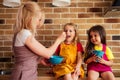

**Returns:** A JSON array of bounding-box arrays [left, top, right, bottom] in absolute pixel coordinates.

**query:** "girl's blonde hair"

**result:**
[[14, 1, 44, 35], [63, 23, 80, 44]]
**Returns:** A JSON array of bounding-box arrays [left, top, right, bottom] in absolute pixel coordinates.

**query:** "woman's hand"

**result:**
[[39, 57, 51, 66], [57, 32, 66, 43]]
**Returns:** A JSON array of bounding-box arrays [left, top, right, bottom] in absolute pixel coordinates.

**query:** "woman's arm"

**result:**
[[25, 32, 66, 59]]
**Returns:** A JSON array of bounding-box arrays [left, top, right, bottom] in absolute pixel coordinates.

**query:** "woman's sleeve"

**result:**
[[15, 30, 32, 46], [21, 30, 32, 44]]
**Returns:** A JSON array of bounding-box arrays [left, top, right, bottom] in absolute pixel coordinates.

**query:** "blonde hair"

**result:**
[[63, 23, 80, 44], [14, 1, 44, 35]]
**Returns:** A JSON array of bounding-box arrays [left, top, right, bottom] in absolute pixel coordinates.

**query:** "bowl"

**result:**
[[49, 55, 64, 65], [93, 50, 104, 58]]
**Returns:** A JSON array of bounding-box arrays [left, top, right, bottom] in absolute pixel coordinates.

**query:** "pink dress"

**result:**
[[87, 44, 112, 72]]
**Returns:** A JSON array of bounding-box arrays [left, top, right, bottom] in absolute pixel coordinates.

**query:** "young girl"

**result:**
[[53, 23, 84, 80], [84, 25, 115, 80], [10, 1, 66, 80]]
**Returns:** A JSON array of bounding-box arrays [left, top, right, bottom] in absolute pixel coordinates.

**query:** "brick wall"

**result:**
[[0, 0, 120, 70]]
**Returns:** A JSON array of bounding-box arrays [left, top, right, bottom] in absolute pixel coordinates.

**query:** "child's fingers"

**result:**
[[96, 57, 103, 62], [91, 55, 98, 62]]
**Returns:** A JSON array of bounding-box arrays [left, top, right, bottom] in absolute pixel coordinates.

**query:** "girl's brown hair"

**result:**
[[84, 25, 106, 61]]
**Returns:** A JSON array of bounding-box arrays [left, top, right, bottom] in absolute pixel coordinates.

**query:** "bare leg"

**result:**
[[87, 70, 99, 80], [101, 71, 115, 80], [64, 73, 73, 80]]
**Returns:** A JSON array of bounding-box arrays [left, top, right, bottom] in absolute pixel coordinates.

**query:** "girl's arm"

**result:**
[[76, 52, 83, 68], [97, 46, 114, 66], [97, 57, 113, 66], [74, 51, 83, 75], [76, 43, 83, 67], [25, 32, 66, 59], [85, 55, 97, 64]]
